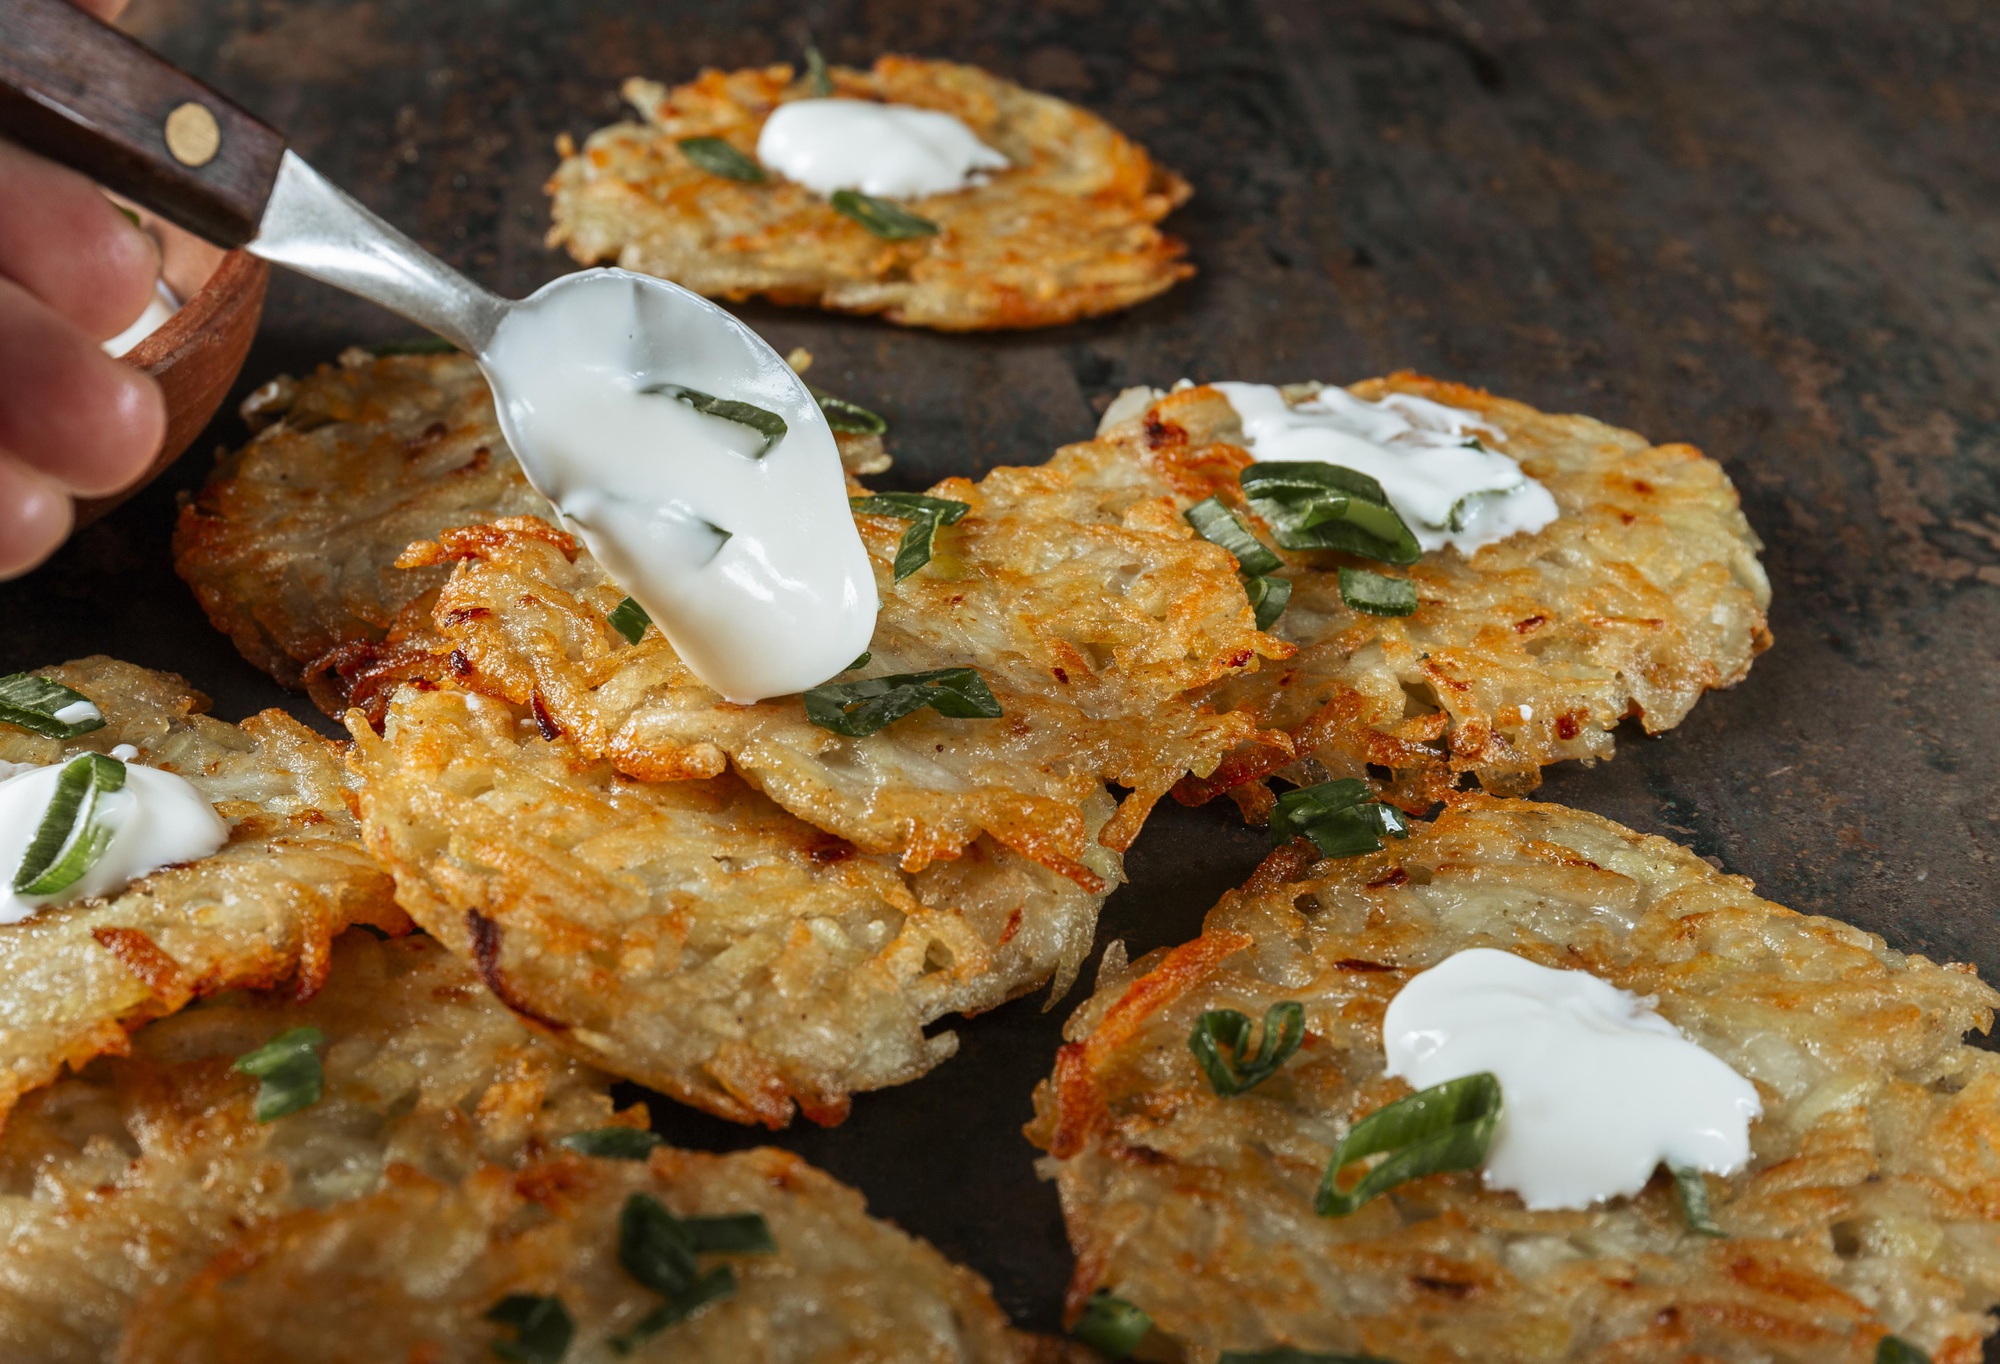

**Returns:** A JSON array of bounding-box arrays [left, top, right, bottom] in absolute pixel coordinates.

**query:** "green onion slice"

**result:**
[[608, 596, 652, 645], [487, 1294, 574, 1364], [1071, 1290, 1152, 1358], [1240, 462, 1421, 564], [845, 651, 871, 671], [677, 135, 766, 182], [849, 493, 971, 581], [0, 673, 107, 738], [233, 1026, 326, 1122], [560, 1126, 664, 1161], [804, 44, 834, 97], [803, 667, 1001, 737], [365, 336, 459, 356], [13, 752, 125, 896], [1338, 567, 1418, 618], [1669, 1163, 1724, 1236], [685, 1212, 777, 1254], [1185, 496, 1284, 577], [610, 1266, 735, 1354], [642, 384, 788, 456], [1876, 1339, 1931, 1364], [1219, 1350, 1400, 1364], [610, 1192, 773, 1352], [1269, 778, 1410, 859], [1316, 1072, 1501, 1217], [1245, 574, 1292, 631], [830, 189, 939, 240], [811, 385, 889, 435], [1189, 1001, 1306, 1096]]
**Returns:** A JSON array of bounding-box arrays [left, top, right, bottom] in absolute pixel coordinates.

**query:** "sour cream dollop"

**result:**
[[1382, 948, 1762, 1211], [103, 279, 181, 359], [756, 99, 1008, 198], [482, 271, 878, 703], [1213, 382, 1559, 556], [0, 756, 229, 925]]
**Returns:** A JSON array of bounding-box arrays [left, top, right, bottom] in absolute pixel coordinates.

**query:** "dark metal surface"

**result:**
[[4, 0, 1998, 1339]]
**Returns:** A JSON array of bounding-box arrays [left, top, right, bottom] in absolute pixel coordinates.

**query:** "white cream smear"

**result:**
[[482, 271, 877, 703], [756, 99, 1008, 198], [1382, 948, 1762, 1211], [103, 279, 181, 359], [0, 756, 228, 925], [1213, 382, 1560, 555]]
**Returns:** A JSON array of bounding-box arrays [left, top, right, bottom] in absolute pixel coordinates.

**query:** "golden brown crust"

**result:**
[[1028, 798, 2000, 1363], [0, 657, 405, 1131], [547, 57, 1194, 331]]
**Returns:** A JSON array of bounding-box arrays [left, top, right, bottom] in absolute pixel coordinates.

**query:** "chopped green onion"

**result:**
[[803, 667, 1001, 737], [850, 493, 971, 581], [233, 1026, 326, 1122], [642, 384, 788, 456], [1071, 1290, 1152, 1358], [1315, 1072, 1501, 1217], [811, 385, 889, 435], [118, 205, 143, 228], [365, 336, 459, 356], [830, 190, 939, 240], [1240, 462, 1421, 565], [1185, 497, 1284, 577], [1269, 778, 1409, 859], [1669, 1163, 1724, 1236], [685, 1212, 776, 1254], [620, 1192, 699, 1294], [1876, 1339, 1931, 1364], [560, 1127, 664, 1160], [1189, 1001, 1306, 1096], [1245, 574, 1292, 630], [610, 1193, 773, 1352], [1338, 567, 1418, 618], [610, 1267, 736, 1354], [1219, 1351, 1399, 1364], [804, 44, 834, 97], [487, 1294, 574, 1364], [845, 652, 871, 671], [608, 597, 652, 645], [677, 136, 766, 182], [13, 752, 125, 896], [0, 673, 107, 738]]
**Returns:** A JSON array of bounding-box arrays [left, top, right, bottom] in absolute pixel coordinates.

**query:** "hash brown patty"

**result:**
[[548, 57, 1193, 331], [1027, 798, 2000, 1363]]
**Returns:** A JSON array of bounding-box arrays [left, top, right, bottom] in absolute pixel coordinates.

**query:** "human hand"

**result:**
[[0, 0, 168, 578]]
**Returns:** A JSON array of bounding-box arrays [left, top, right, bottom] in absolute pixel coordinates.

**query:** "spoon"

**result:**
[[0, 0, 878, 702]]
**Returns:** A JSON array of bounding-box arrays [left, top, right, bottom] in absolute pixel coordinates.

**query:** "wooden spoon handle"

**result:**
[[0, 0, 286, 246]]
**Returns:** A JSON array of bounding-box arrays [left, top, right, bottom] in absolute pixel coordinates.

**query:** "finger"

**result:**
[[0, 455, 74, 581], [0, 139, 160, 341], [0, 276, 165, 496]]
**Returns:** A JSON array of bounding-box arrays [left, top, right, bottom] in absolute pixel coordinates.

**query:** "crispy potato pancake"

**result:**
[[0, 657, 402, 1130], [347, 684, 1113, 1127], [172, 349, 886, 703], [1087, 379, 1773, 811], [120, 1146, 1079, 1364], [0, 931, 620, 1362], [547, 57, 1193, 331], [1027, 799, 2000, 1363]]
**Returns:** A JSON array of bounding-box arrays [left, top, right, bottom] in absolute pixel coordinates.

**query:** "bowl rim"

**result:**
[[124, 247, 267, 375]]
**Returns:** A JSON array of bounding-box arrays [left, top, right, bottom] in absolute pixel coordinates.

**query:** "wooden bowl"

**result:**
[[74, 213, 268, 525]]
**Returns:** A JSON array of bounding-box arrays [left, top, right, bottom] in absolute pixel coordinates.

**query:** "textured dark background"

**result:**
[[3, 0, 1998, 1340]]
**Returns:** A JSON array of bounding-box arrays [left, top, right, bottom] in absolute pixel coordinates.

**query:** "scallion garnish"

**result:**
[[0, 673, 106, 739], [365, 336, 459, 356], [560, 1127, 664, 1161], [1245, 574, 1291, 631], [1668, 1163, 1724, 1236], [1876, 1339, 1931, 1364], [608, 596, 652, 645], [811, 386, 888, 435], [1219, 1350, 1400, 1364], [487, 1294, 574, 1364], [677, 136, 767, 182], [802, 667, 1002, 737], [13, 752, 125, 896], [609, 1193, 775, 1352], [1189, 1001, 1306, 1096], [1337, 567, 1418, 618], [232, 1026, 326, 1122], [849, 492, 971, 580], [642, 384, 788, 456], [1315, 1072, 1501, 1217], [1071, 1290, 1152, 1358], [804, 44, 834, 97], [830, 190, 939, 240], [1239, 463, 1420, 565], [845, 651, 871, 671], [1268, 778, 1410, 859], [1185, 497, 1284, 577]]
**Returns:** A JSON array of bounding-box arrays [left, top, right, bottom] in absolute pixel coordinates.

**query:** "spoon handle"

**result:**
[[0, 0, 286, 247]]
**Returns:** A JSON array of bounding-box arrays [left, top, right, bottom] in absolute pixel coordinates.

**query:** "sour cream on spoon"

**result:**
[[756, 99, 1008, 197]]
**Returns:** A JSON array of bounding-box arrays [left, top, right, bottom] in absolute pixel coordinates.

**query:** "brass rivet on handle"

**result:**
[[163, 102, 221, 167]]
